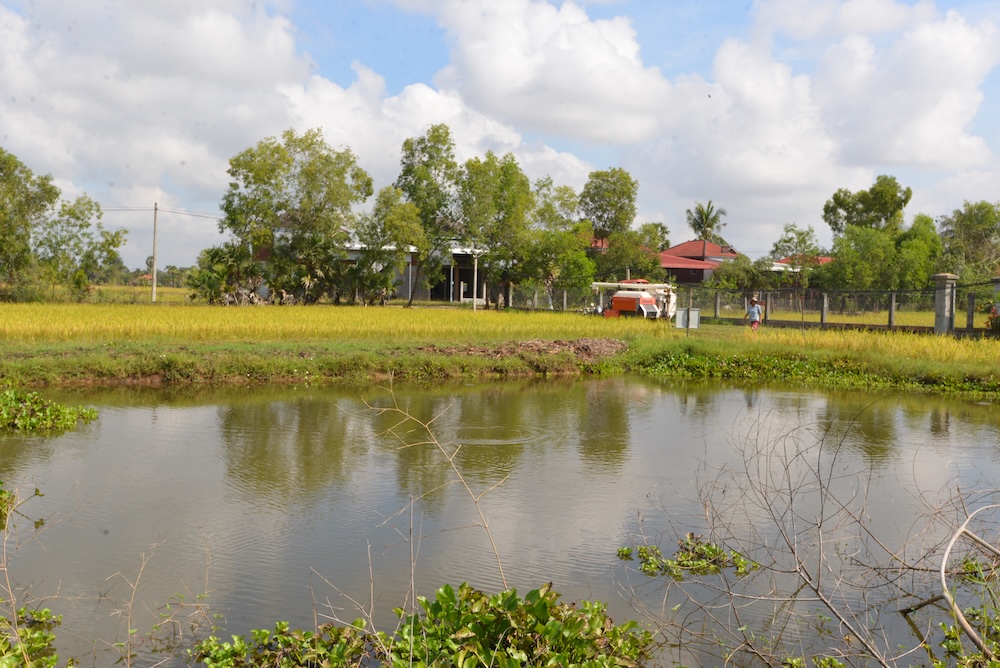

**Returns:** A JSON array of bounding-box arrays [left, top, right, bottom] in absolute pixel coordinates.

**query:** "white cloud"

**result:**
[[431, 0, 672, 142], [815, 9, 1000, 168]]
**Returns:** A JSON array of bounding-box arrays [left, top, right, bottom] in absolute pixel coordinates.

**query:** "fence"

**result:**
[[505, 276, 1000, 336]]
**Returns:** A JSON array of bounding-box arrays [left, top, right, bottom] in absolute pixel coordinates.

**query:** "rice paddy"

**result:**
[[0, 303, 674, 343], [1, 303, 998, 394]]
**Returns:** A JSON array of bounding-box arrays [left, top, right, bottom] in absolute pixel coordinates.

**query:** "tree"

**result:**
[[685, 201, 728, 245], [596, 229, 664, 282], [638, 222, 670, 252], [220, 128, 373, 303], [460, 151, 534, 307], [394, 124, 462, 306], [579, 168, 638, 243], [352, 186, 424, 304], [531, 176, 579, 232], [522, 221, 595, 308], [822, 174, 912, 235], [896, 213, 943, 291], [938, 200, 1000, 283], [770, 223, 821, 322], [771, 224, 821, 289], [33, 194, 127, 298], [705, 254, 771, 291], [0, 147, 59, 284]]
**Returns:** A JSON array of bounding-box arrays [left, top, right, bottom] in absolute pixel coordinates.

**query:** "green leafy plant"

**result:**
[[192, 620, 368, 667], [0, 606, 73, 668], [384, 582, 652, 668], [0, 390, 97, 432], [618, 533, 756, 580]]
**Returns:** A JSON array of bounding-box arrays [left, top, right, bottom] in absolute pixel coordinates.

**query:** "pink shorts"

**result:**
[[751, 320, 760, 331]]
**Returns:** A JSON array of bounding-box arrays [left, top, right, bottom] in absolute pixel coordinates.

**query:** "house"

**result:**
[[659, 240, 740, 284]]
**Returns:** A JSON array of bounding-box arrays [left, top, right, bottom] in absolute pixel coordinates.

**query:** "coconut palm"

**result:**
[[685, 201, 728, 245]]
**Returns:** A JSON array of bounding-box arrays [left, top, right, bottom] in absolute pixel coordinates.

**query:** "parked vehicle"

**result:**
[[590, 280, 677, 320]]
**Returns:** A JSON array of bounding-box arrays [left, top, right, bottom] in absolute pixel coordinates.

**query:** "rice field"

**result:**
[[752, 325, 1000, 366], [0, 303, 676, 343]]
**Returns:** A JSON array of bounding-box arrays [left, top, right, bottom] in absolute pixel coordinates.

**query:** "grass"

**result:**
[[1, 303, 999, 396]]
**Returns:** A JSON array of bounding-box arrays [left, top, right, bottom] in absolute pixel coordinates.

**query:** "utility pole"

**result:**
[[151, 202, 158, 303]]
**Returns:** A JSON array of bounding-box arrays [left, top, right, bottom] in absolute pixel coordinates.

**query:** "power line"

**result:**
[[102, 205, 221, 220]]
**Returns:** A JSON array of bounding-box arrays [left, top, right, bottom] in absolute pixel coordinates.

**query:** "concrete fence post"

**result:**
[[967, 293, 976, 330], [821, 293, 828, 326], [715, 291, 721, 319], [932, 273, 959, 335], [888, 293, 896, 329]]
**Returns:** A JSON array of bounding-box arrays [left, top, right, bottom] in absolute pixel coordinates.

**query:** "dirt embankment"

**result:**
[[416, 338, 628, 363]]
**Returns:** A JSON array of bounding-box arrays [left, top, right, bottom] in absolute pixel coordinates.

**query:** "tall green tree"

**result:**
[[822, 175, 912, 235], [771, 223, 821, 322], [596, 230, 664, 282], [938, 200, 1000, 282], [685, 201, 728, 244], [220, 128, 373, 303], [579, 168, 638, 243], [33, 194, 127, 298], [531, 176, 579, 232], [638, 222, 670, 252], [896, 213, 943, 290], [352, 186, 424, 304], [0, 147, 59, 284], [394, 124, 461, 306], [460, 151, 534, 307]]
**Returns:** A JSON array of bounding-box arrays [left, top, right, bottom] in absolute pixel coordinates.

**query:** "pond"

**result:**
[[2, 378, 1000, 665]]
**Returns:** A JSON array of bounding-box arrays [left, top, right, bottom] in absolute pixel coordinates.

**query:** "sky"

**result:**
[[2, 0, 1000, 271]]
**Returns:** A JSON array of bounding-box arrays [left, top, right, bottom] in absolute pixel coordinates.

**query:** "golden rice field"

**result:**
[[750, 325, 1000, 366], [763, 307, 938, 327], [0, 303, 674, 344]]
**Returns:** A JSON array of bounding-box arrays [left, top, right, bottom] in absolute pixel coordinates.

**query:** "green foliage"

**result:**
[[395, 123, 461, 305], [192, 620, 368, 667], [938, 200, 1000, 284], [596, 229, 664, 282], [580, 168, 638, 243], [218, 128, 373, 304], [0, 606, 72, 668], [685, 200, 728, 245], [0, 147, 125, 299], [822, 174, 912, 235], [193, 583, 652, 668], [0, 389, 97, 432], [618, 534, 756, 580], [385, 582, 652, 668]]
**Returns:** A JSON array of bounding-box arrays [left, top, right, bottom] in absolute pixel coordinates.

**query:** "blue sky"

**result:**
[[2, 0, 1000, 269]]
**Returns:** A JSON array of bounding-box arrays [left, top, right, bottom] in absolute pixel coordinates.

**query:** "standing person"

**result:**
[[744, 297, 762, 331]]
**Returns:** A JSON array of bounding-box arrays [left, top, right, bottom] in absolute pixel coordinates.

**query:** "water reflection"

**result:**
[[3, 380, 1000, 666]]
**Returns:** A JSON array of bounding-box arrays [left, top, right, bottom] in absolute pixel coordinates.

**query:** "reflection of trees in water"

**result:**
[[218, 396, 358, 503], [816, 395, 897, 463], [577, 380, 632, 471]]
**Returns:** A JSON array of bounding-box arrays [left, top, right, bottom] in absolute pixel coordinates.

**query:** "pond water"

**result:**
[[2, 378, 1000, 665]]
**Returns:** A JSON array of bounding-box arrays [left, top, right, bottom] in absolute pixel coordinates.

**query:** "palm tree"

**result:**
[[686, 201, 728, 245]]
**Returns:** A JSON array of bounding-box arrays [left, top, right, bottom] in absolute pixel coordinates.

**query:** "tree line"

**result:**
[[2, 131, 999, 305], [188, 125, 669, 306], [703, 174, 1000, 303]]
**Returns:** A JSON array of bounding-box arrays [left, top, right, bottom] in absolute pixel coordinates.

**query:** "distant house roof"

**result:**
[[661, 240, 739, 261], [658, 253, 720, 270], [771, 255, 833, 271]]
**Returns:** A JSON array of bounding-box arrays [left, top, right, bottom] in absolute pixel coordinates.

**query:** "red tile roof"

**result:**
[[661, 239, 739, 260], [658, 253, 720, 270]]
